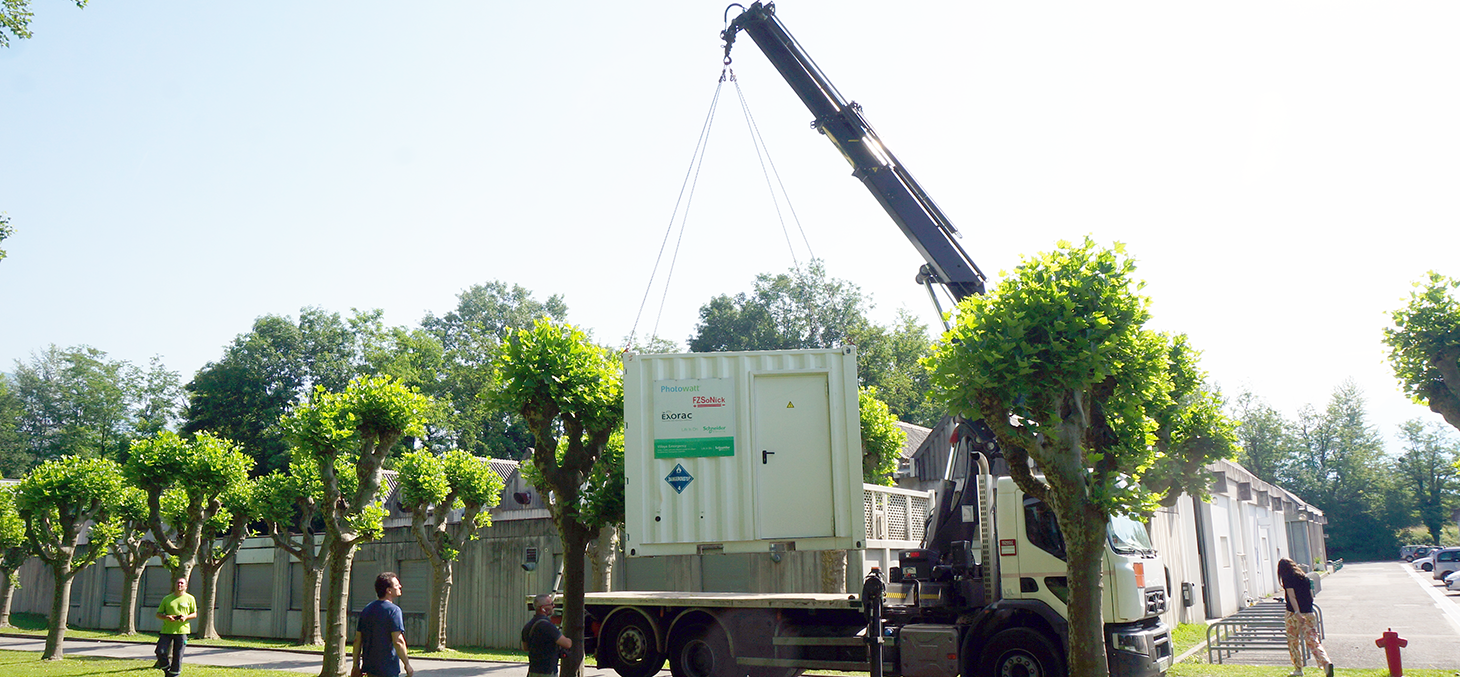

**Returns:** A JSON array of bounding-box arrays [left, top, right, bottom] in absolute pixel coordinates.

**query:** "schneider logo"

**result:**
[[661, 411, 693, 421], [692, 396, 726, 408], [660, 385, 701, 393]]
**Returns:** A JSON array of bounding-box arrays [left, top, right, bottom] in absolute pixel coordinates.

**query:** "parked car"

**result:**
[[1415, 546, 1440, 571], [1401, 544, 1426, 561], [1445, 569, 1460, 592], [1433, 547, 1460, 581]]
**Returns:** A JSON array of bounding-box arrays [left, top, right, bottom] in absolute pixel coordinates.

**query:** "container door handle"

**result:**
[[762, 450, 775, 464]]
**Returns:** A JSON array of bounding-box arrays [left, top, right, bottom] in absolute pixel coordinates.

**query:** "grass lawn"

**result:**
[[0, 649, 299, 676], [1, 612, 534, 663]]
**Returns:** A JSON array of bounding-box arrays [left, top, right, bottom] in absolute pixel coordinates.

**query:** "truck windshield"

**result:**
[[1108, 515, 1154, 555]]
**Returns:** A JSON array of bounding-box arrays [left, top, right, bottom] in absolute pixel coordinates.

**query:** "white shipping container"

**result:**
[[623, 348, 864, 556]]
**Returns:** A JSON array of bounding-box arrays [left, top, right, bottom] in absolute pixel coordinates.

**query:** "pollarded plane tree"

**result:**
[[124, 431, 253, 582], [254, 455, 358, 645], [282, 375, 434, 677], [108, 486, 161, 635], [14, 456, 123, 660], [928, 238, 1235, 677], [396, 448, 504, 651], [495, 319, 624, 677], [0, 484, 31, 628], [194, 478, 257, 639]]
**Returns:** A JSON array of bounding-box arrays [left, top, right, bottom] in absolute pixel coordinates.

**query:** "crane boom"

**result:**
[[722, 1, 986, 300]]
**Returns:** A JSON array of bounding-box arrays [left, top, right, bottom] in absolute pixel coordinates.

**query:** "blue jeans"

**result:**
[[155, 633, 187, 677]]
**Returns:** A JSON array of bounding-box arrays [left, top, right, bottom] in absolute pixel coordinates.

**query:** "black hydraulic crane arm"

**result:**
[[722, 1, 986, 300]]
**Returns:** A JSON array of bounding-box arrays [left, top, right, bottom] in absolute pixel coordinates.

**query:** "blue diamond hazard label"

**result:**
[[665, 464, 694, 494]]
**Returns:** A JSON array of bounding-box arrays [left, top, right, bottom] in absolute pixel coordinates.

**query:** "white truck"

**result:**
[[583, 351, 1172, 677], [581, 3, 1175, 675]]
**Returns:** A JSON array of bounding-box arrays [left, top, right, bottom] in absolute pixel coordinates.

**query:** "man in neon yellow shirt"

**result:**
[[154, 576, 197, 677]]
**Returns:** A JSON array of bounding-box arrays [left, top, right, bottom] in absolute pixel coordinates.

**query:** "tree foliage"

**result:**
[[0, 484, 29, 628], [1384, 271, 1460, 433], [0, 212, 12, 261], [2, 0, 87, 48], [1287, 381, 1397, 560], [928, 238, 1230, 677], [852, 310, 939, 426], [688, 261, 939, 424], [859, 387, 904, 486], [1230, 391, 1295, 485], [420, 281, 568, 459], [14, 455, 122, 659], [4, 345, 182, 474], [184, 309, 371, 474], [1394, 419, 1460, 546], [689, 259, 869, 353], [496, 319, 623, 677]]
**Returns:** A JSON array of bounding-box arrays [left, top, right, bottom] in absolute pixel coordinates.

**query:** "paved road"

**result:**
[[4, 563, 1458, 674], [1212, 560, 1460, 670], [0, 635, 631, 677]]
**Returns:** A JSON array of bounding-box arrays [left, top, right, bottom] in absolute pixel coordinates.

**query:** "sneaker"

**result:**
[[1288, 670, 1302, 677], [1325, 664, 1334, 677], [152, 659, 168, 669]]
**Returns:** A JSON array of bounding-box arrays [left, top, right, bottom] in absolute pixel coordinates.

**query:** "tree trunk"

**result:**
[[319, 540, 356, 677], [560, 521, 591, 677], [118, 567, 144, 635], [589, 526, 618, 592], [426, 558, 452, 651], [198, 561, 222, 639], [819, 550, 847, 594], [43, 566, 73, 660], [1062, 501, 1110, 677], [0, 571, 15, 628], [301, 556, 326, 645]]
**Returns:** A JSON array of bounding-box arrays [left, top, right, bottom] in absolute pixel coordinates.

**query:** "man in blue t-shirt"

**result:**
[[351, 572, 414, 677], [522, 593, 572, 677]]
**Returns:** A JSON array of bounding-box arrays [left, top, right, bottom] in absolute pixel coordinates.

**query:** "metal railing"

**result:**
[[862, 484, 933, 545], [1206, 599, 1323, 664]]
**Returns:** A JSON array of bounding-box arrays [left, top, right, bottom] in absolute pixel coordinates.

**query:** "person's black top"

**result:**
[[522, 613, 563, 675], [1281, 569, 1315, 613]]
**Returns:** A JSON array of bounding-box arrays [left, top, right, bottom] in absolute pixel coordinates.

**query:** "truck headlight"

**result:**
[[1111, 632, 1148, 656]]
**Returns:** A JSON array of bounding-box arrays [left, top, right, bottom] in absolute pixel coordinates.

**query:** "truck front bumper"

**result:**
[[1106, 621, 1174, 677]]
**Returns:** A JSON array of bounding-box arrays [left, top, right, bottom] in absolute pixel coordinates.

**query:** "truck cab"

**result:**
[[996, 479, 1173, 675]]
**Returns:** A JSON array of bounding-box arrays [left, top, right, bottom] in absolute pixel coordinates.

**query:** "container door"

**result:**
[[753, 373, 834, 539]]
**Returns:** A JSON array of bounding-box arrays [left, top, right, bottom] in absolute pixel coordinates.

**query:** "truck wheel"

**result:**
[[602, 613, 666, 677], [979, 628, 1065, 677], [670, 623, 738, 677]]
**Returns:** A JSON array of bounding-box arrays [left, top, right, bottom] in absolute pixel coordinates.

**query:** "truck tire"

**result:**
[[669, 622, 738, 677], [602, 613, 666, 677], [979, 628, 1065, 677]]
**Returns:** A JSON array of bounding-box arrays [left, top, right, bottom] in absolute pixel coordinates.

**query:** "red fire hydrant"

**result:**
[[1374, 628, 1408, 677]]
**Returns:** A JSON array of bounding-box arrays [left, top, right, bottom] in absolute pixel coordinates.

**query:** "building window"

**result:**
[[398, 561, 431, 614], [103, 568, 123, 607], [234, 564, 274, 610]]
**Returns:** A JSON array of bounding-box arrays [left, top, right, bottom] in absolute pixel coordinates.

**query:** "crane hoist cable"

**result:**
[[625, 67, 817, 352], [624, 69, 726, 352], [729, 69, 816, 267]]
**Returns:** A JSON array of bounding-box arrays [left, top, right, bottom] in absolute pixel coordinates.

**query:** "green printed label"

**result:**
[[655, 436, 735, 458]]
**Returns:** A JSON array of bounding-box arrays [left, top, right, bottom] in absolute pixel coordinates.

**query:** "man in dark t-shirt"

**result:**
[[352, 572, 414, 677], [522, 593, 572, 677]]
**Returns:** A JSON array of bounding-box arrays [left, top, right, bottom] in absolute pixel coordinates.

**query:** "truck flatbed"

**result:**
[[583, 591, 863, 610]]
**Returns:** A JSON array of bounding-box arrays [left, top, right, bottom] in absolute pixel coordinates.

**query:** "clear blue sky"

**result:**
[[3, 1, 1458, 452]]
